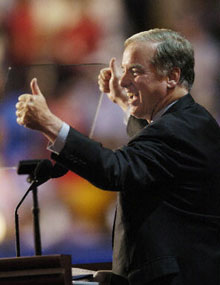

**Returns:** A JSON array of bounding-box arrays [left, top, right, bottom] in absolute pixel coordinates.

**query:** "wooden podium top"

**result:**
[[0, 254, 72, 285], [0, 255, 111, 284]]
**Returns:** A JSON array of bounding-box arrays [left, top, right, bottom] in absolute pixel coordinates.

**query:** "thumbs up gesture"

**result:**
[[30, 77, 43, 96], [16, 78, 63, 142], [98, 58, 128, 112]]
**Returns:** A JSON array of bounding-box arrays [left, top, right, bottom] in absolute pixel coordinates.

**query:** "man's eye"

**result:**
[[131, 69, 140, 76]]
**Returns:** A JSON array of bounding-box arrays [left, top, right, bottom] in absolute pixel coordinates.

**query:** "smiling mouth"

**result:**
[[127, 92, 139, 102], [127, 92, 136, 99]]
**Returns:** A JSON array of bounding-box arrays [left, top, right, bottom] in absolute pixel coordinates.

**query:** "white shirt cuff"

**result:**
[[47, 122, 70, 154]]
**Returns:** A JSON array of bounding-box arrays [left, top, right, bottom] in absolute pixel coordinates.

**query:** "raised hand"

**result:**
[[16, 78, 63, 142], [98, 58, 128, 112]]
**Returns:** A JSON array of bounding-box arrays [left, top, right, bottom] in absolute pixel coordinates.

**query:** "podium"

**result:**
[[0, 254, 72, 285]]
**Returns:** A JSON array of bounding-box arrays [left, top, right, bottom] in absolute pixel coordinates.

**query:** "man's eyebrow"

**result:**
[[129, 64, 145, 70], [121, 63, 145, 70]]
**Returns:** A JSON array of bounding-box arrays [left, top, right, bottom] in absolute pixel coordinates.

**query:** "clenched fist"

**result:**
[[15, 78, 63, 142], [98, 58, 128, 112]]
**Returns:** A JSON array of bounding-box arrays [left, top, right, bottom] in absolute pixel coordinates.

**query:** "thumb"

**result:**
[[30, 78, 42, 95], [109, 57, 118, 78]]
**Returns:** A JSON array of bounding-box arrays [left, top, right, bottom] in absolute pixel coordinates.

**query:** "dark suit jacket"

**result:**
[[52, 94, 220, 284]]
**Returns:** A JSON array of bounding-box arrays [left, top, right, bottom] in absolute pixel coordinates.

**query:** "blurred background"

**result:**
[[0, 0, 219, 265]]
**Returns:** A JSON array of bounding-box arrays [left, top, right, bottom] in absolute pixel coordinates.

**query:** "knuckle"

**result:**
[[101, 67, 109, 73], [102, 69, 111, 77]]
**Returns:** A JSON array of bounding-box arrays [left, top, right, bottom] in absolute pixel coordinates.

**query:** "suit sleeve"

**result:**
[[51, 124, 179, 192]]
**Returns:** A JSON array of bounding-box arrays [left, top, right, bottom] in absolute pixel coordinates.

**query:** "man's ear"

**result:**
[[167, 67, 181, 89]]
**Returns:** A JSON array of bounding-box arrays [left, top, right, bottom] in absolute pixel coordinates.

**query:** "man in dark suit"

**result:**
[[16, 29, 220, 284]]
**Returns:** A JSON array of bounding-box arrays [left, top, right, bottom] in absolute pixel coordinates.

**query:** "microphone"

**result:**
[[17, 159, 69, 182], [32, 159, 53, 187], [15, 159, 68, 256]]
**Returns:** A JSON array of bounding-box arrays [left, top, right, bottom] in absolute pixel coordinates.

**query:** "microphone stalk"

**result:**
[[15, 159, 68, 257], [32, 184, 42, 255], [15, 159, 53, 257], [15, 180, 36, 257]]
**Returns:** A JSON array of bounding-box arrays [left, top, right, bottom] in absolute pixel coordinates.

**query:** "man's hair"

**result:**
[[125, 28, 195, 91]]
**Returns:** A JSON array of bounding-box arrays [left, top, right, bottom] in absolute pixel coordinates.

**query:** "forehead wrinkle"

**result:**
[[122, 43, 157, 69]]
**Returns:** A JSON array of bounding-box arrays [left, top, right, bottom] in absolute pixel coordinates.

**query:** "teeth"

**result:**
[[127, 93, 134, 98]]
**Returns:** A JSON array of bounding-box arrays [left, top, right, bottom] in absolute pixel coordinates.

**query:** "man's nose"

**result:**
[[119, 72, 131, 88]]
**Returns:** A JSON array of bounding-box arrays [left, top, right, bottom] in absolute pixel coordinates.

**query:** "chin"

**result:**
[[130, 109, 146, 120]]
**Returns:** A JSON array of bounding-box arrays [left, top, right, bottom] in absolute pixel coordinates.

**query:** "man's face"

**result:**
[[120, 41, 168, 120]]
